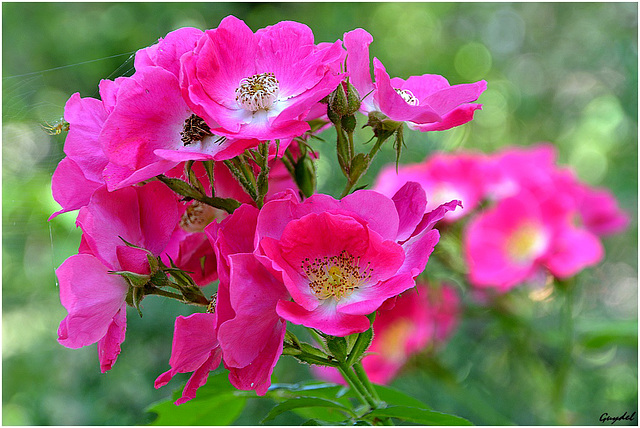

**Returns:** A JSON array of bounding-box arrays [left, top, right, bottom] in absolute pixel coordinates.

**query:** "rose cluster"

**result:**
[[375, 143, 630, 294], [51, 15, 487, 403]]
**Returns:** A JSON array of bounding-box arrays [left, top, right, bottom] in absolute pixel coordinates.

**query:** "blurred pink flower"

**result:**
[[465, 189, 604, 292], [374, 151, 489, 221], [180, 16, 344, 141], [313, 283, 460, 385], [344, 29, 486, 131], [257, 183, 460, 336]]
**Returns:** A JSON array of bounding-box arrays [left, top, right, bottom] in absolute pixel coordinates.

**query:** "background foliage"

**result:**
[[2, 2, 637, 425]]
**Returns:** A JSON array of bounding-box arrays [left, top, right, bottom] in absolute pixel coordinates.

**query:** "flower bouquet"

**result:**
[[49, 15, 628, 425]]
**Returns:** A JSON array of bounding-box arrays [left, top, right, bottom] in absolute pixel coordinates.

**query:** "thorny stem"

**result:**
[[155, 174, 239, 214], [147, 287, 209, 306], [238, 156, 259, 192], [223, 159, 258, 200]]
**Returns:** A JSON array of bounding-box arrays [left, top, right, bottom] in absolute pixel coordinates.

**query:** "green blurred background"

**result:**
[[2, 2, 637, 425]]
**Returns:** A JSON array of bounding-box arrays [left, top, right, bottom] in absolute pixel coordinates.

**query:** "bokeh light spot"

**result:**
[[454, 42, 492, 81]]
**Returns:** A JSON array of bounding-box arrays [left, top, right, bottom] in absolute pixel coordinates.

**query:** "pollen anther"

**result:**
[[394, 88, 419, 106], [181, 114, 213, 146], [235, 72, 280, 111], [206, 294, 217, 314], [302, 250, 373, 301], [179, 201, 218, 233]]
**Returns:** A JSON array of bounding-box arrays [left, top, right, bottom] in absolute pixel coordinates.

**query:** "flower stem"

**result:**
[[353, 361, 381, 403], [147, 287, 190, 303], [553, 278, 575, 424], [155, 174, 239, 214], [338, 363, 374, 409], [339, 133, 393, 198]]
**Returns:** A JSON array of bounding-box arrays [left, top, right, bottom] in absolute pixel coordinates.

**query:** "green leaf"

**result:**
[[349, 153, 369, 183], [146, 372, 247, 426], [346, 328, 373, 366], [147, 393, 246, 426], [577, 319, 638, 349], [372, 384, 431, 410], [261, 397, 356, 423], [326, 336, 348, 360], [267, 382, 354, 423], [366, 405, 473, 426]]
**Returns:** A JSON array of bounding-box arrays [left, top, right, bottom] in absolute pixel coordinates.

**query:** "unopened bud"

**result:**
[[341, 115, 356, 133], [344, 82, 361, 116], [329, 82, 349, 117], [365, 111, 402, 139], [329, 82, 361, 118], [327, 103, 341, 125]]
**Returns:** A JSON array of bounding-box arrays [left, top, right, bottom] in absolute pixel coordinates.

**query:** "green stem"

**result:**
[[339, 133, 393, 198], [553, 278, 575, 424], [255, 142, 270, 208], [238, 156, 258, 191], [155, 174, 239, 214], [347, 130, 355, 161], [146, 287, 192, 304], [223, 159, 258, 200], [202, 160, 215, 197], [339, 180, 356, 199], [338, 364, 373, 409], [353, 362, 381, 403]]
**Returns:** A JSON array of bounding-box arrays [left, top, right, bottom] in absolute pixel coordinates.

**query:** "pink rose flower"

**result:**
[[344, 29, 486, 131], [465, 189, 604, 292], [134, 27, 204, 79], [154, 313, 222, 405], [50, 78, 125, 219], [313, 283, 460, 385], [464, 143, 628, 292], [374, 151, 489, 221], [57, 182, 180, 371], [180, 15, 344, 141], [206, 204, 290, 395], [100, 65, 260, 190], [256, 183, 460, 336]]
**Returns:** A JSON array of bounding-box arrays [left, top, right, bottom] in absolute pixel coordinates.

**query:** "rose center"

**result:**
[[301, 250, 373, 301], [235, 72, 280, 111], [506, 223, 547, 263], [394, 88, 419, 106], [181, 114, 213, 146], [179, 201, 221, 233]]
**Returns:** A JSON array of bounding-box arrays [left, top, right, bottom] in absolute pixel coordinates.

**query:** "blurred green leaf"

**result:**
[[261, 397, 356, 423], [267, 382, 353, 422], [577, 319, 638, 349], [372, 384, 432, 410], [145, 372, 246, 425], [366, 405, 473, 425]]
